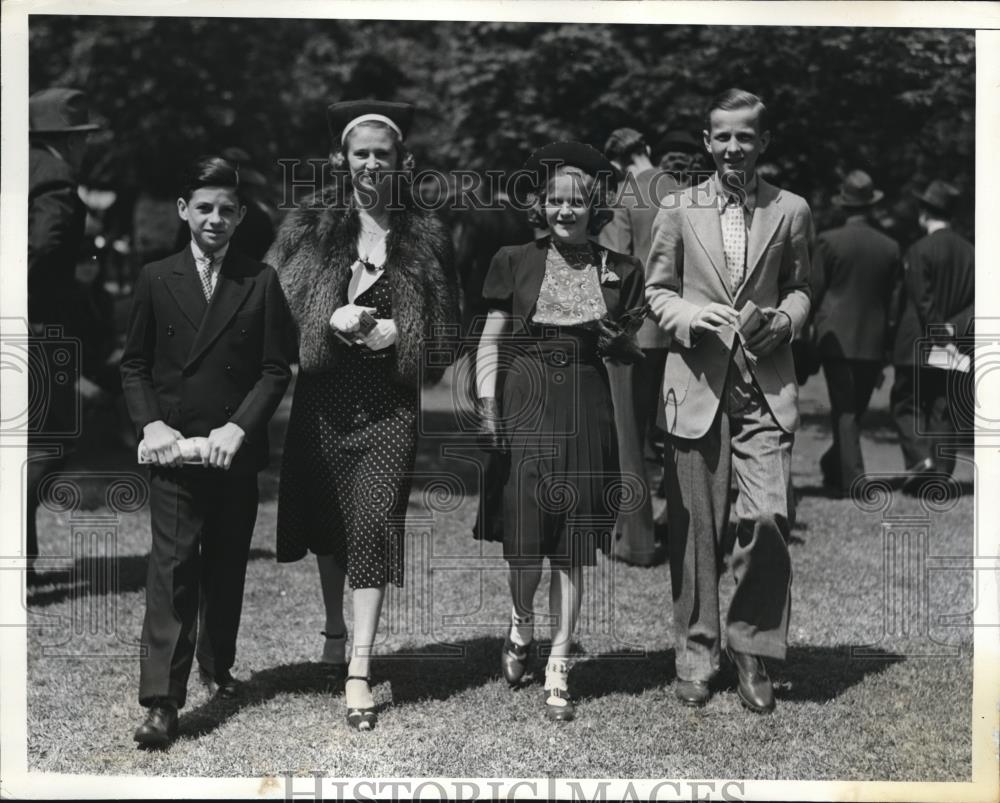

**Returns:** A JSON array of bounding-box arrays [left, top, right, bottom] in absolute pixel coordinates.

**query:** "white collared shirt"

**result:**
[[190, 240, 228, 294]]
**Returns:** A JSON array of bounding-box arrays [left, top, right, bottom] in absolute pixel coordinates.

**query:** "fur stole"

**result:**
[[266, 186, 459, 387]]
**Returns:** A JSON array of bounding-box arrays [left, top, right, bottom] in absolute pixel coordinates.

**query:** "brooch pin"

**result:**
[[598, 250, 620, 286]]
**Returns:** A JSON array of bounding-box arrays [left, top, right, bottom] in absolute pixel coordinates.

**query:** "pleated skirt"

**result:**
[[500, 330, 621, 567]]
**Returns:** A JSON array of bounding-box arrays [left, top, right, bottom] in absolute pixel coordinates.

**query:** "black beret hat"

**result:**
[[523, 141, 618, 193]]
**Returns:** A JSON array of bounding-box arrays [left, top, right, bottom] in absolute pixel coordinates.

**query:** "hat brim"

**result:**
[[524, 141, 618, 191], [31, 122, 101, 133], [832, 189, 884, 207], [911, 188, 953, 213]]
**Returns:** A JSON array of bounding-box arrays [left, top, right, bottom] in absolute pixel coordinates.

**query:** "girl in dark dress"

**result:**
[[475, 143, 645, 721], [266, 100, 458, 731]]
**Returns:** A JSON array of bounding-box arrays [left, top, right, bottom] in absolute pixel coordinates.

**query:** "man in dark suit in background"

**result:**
[[655, 130, 703, 188], [121, 156, 292, 747], [600, 128, 681, 565], [26, 88, 101, 583], [890, 180, 974, 493], [453, 176, 533, 340], [811, 170, 900, 497]]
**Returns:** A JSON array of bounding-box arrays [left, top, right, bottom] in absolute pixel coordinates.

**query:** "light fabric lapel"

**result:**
[[742, 180, 785, 288], [685, 183, 733, 301]]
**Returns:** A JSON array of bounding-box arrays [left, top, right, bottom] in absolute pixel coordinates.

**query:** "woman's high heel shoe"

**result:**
[[320, 631, 348, 684], [544, 661, 576, 722], [501, 635, 532, 686], [345, 676, 377, 731]]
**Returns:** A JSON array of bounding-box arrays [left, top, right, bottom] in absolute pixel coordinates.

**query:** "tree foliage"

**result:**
[[29, 17, 975, 234]]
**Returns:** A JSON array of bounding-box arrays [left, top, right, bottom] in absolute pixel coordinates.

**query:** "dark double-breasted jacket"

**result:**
[[120, 246, 293, 474]]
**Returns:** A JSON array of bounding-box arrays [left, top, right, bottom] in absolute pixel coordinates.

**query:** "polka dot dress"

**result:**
[[277, 274, 417, 588]]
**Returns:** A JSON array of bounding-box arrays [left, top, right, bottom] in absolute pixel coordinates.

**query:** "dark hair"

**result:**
[[525, 165, 614, 236], [603, 128, 647, 164], [705, 88, 768, 132], [181, 156, 243, 202]]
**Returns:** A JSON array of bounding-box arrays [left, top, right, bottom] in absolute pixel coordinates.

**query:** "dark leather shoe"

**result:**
[[902, 458, 936, 495], [199, 666, 240, 700], [501, 635, 531, 686], [674, 679, 711, 707], [727, 647, 775, 714], [134, 701, 178, 748]]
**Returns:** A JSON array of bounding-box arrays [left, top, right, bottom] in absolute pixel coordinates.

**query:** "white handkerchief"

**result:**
[[137, 437, 210, 464], [926, 343, 971, 373]]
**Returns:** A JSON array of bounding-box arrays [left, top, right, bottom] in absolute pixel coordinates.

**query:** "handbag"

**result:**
[[595, 303, 651, 364]]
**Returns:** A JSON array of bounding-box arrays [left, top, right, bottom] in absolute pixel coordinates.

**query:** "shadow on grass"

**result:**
[[177, 640, 901, 739], [776, 645, 903, 702], [178, 635, 508, 738], [26, 548, 277, 607]]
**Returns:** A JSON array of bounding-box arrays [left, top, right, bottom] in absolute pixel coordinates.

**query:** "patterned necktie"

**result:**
[[721, 196, 747, 294], [198, 254, 215, 301]]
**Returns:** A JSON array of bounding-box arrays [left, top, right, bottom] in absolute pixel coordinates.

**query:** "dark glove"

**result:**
[[595, 303, 651, 365], [476, 397, 508, 454]]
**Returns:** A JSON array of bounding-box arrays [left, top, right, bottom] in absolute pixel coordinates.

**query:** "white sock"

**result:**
[[510, 606, 533, 647], [545, 659, 570, 706]]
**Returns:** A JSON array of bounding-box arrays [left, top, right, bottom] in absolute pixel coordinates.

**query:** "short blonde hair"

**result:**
[[525, 164, 613, 235]]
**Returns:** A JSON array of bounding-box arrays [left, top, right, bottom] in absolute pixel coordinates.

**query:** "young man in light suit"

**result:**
[[646, 89, 814, 713]]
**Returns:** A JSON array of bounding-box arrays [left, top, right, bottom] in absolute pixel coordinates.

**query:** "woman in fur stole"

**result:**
[[266, 100, 458, 731]]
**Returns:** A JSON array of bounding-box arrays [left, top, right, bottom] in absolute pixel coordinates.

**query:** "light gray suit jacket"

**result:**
[[645, 176, 814, 439]]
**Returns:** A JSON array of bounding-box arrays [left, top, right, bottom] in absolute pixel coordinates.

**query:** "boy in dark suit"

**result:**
[[120, 157, 292, 747]]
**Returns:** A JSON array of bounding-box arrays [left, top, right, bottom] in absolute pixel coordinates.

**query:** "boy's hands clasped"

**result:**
[[142, 421, 186, 467], [204, 422, 245, 470], [142, 420, 245, 469]]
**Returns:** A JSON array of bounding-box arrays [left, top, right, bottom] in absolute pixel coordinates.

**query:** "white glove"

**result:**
[[329, 304, 378, 333], [360, 319, 398, 351]]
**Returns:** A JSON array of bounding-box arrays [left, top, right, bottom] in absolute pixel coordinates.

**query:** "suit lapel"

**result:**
[[164, 248, 209, 329], [185, 251, 254, 370], [520, 237, 549, 323], [743, 180, 785, 286], [684, 184, 733, 301]]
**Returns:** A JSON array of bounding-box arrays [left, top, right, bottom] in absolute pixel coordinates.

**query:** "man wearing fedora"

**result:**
[[26, 87, 101, 583], [890, 180, 974, 493], [811, 170, 901, 497]]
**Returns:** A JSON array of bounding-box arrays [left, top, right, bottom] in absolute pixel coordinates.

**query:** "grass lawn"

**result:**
[[23, 368, 975, 780]]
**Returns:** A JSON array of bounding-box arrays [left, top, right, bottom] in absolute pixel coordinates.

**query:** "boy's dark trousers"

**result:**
[[139, 464, 259, 708]]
